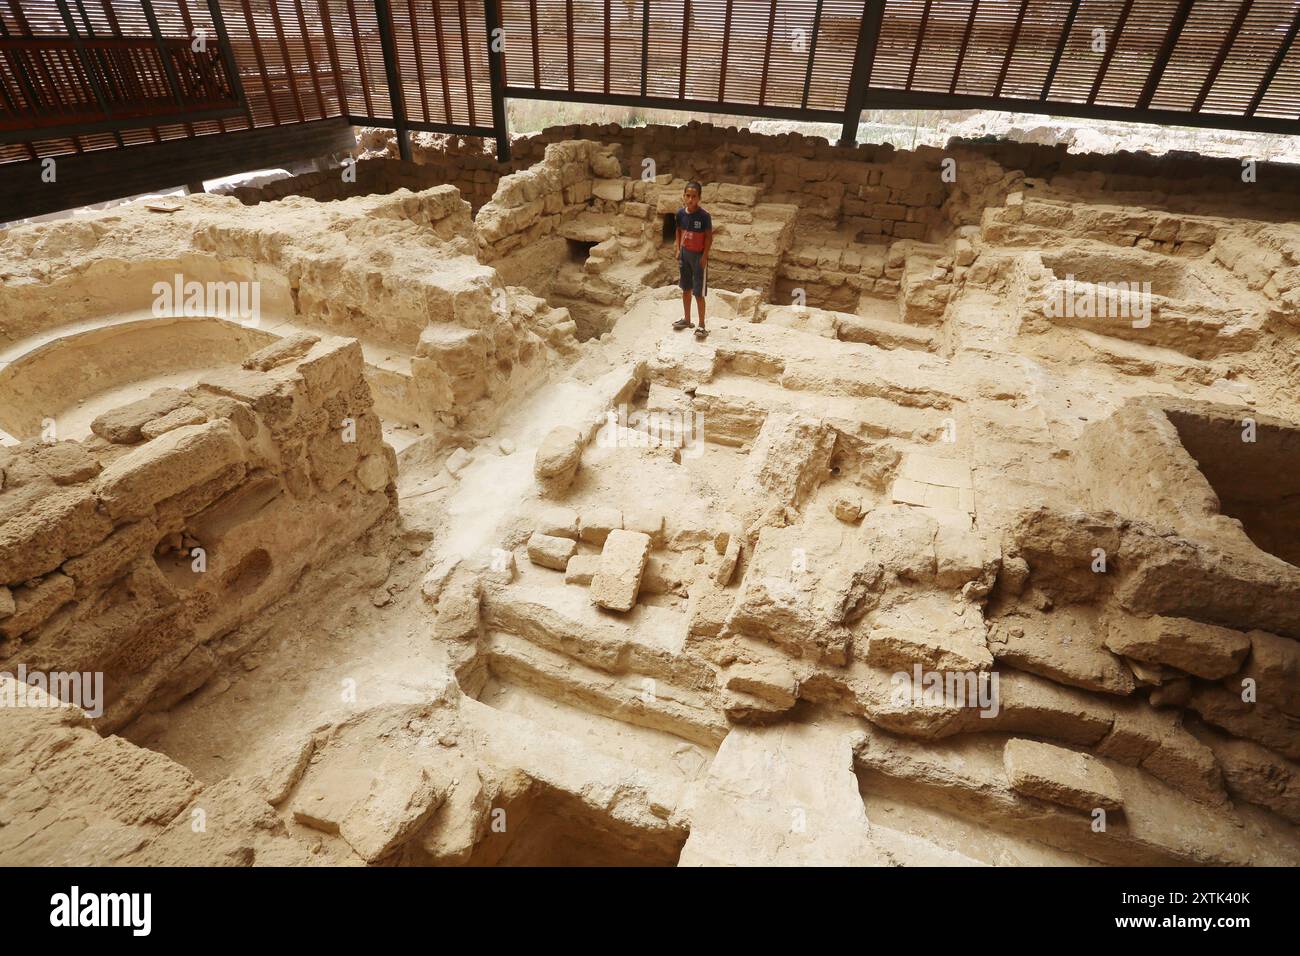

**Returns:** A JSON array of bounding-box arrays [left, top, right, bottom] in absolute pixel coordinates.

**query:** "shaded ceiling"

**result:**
[[3, 1, 1298, 167]]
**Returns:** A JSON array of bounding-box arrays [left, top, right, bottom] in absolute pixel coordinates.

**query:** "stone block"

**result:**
[[1003, 738, 1123, 813], [590, 529, 651, 612], [527, 532, 576, 571]]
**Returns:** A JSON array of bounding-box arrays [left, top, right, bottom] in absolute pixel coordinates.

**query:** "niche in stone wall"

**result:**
[[1166, 408, 1300, 568]]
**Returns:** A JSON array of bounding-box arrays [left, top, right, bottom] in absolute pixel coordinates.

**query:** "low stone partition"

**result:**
[[505, 123, 971, 241], [511, 121, 1300, 213], [225, 156, 500, 211], [0, 334, 396, 731], [474, 140, 626, 261], [0, 183, 581, 443]]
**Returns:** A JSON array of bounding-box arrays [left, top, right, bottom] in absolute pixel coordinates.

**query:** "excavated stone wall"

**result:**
[[508, 121, 1300, 213], [0, 182, 580, 447], [0, 335, 396, 733], [226, 157, 499, 211]]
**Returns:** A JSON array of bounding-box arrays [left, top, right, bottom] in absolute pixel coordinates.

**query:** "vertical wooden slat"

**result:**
[[6, 0, 30, 33], [0, 53, 19, 113], [680, 0, 689, 99], [173, 0, 201, 134], [207, 0, 252, 128], [530, 0, 540, 87], [603, 0, 610, 95], [140, 0, 186, 110], [1087, 0, 1135, 105], [456, 0, 475, 126], [840, 0, 886, 146], [111, 42, 139, 111], [375, 0, 410, 157], [566, 0, 574, 92], [1247, 7, 1300, 115], [295, 0, 327, 118], [907, 0, 931, 91], [1138, 0, 1195, 109], [951, 0, 979, 95], [993, 0, 1029, 98], [317, 0, 348, 116], [1, 2, 39, 161], [344, 0, 374, 117], [431, 0, 453, 120], [758, 0, 776, 105], [241, 0, 281, 124], [58, 0, 109, 117], [267, 0, 306, 122], [496, 0, 507, 87], [5, 47, 43, 117], [18, 2, 65, 114], [1040, 0, 1080, 100], [72, 0, 91, 35], [56, 0, 126, 143], [718, 0, 732, 101], [85, 4, 122, 107], [405, 0, 430, 122], [1193, 0, 1251, 113], [100, 1, 120, 35], [639, 0, 648, 96], [800, 0, 823, 109], [485, 0, 508, 160]]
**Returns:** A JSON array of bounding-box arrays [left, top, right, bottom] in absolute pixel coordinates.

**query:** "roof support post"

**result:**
[[839, 0, 886, 147], [373, 0, 411, 161], [485, 0, 510, 162]]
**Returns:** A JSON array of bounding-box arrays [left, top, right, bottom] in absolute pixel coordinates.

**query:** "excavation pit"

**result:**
[[3, 120, 1300, 869]]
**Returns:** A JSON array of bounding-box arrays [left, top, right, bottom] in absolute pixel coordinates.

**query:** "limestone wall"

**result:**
[[0, 677, 315, 865], [474, 140, 628, 261], [0, 186, 580, 443], [509, 121, 1300, 214], [0, 335, 396, 731], [509, 124, 954, 240], [225, 157, 499, 211]]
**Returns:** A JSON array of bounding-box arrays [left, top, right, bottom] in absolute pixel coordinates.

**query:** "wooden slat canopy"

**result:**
[[3, 1, 1298, 168]]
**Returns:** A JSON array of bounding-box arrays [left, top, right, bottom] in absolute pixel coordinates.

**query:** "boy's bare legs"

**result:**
[[695, 294, 706, 330], [681, 288, 694, 326]]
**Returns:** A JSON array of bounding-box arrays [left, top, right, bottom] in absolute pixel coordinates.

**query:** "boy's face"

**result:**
[[683, 188, 700, 211]]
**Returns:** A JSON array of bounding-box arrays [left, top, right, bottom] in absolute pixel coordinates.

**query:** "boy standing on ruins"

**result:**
[[673, 181, 713, 338]]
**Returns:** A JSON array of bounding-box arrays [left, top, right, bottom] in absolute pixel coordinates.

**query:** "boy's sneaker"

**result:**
[[673, 318, 692, 331], [694, 326, 709, 339]]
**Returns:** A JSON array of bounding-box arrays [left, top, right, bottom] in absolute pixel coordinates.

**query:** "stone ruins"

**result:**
[[1, 122, 1298, 866]]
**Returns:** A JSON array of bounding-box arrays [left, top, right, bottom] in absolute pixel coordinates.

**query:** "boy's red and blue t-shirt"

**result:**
[[677, 206, 712, 253]]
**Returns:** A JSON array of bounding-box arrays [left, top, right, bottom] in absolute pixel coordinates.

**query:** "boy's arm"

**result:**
[[702, 228, 713, 260], [675, 224, 682, 258]]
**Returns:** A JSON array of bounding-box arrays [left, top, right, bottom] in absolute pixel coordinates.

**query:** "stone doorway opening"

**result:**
[[565, 238, 598, 264]]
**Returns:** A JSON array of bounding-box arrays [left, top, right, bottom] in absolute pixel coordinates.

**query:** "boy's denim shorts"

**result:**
[[678, 249, 706, 296]]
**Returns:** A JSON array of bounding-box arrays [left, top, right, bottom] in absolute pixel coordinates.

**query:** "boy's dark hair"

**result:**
[[685, 181, 702, 195]]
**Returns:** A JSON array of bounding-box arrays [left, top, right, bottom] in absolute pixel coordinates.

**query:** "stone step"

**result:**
[[480, 581, 710, 689], [481, 631, 727, 747], [853, 726, 1300, 866], [690, 373, 944, 447], [679, 718, 884, 865]]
